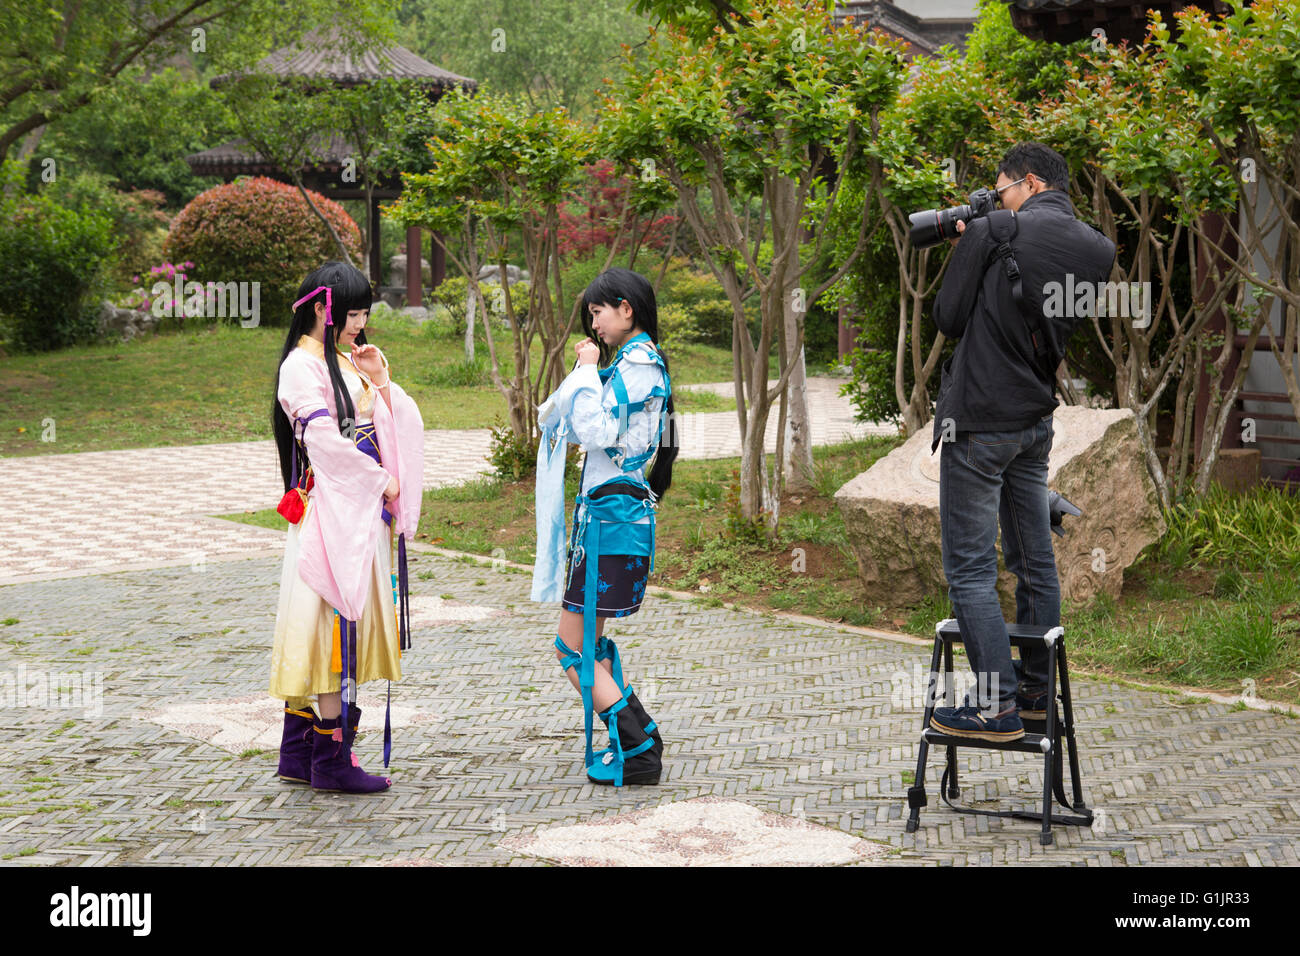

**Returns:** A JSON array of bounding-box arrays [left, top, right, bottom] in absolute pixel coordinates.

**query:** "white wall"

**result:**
[[893, 0, 980, 18]]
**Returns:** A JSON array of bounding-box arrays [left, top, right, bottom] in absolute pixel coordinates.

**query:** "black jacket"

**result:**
[[929, 189, 1115, 452]]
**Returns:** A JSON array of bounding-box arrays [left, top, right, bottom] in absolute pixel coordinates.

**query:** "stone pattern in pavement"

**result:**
[[0, 378, 888, 584], [1, 552, 1295, 866]]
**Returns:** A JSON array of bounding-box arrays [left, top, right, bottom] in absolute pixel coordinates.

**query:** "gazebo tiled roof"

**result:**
[[185, 133, 356, 179], [209, 29, 477, 91], [1003, 0, 1237, 45]]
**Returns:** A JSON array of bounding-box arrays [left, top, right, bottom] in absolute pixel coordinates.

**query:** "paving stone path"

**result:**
[[1, 552, 1297, 866], [0, 377, 891, 584], [1, 377, 1296, 866]]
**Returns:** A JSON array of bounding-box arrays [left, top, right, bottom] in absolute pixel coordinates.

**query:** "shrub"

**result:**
[[656, 302, 700, 352], [45, 171, 170, 290], [163, 177, 363, 325], [425, 274, 470, 338], [488, 415, 537, 482], [0, 163, 115, 352], [665, 266, 741, 345]]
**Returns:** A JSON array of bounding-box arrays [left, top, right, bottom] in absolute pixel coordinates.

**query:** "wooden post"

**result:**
[[429, 230, 446, 290], [837, 299, 859, 361], [405, 224, 422, 307], [369, 194, 382, 287]]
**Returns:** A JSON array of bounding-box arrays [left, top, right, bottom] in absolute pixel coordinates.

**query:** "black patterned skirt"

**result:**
[[561, 551, 649, 619]]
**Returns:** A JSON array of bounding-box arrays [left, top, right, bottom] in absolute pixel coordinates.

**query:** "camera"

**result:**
[[908, 187, 998, 249]]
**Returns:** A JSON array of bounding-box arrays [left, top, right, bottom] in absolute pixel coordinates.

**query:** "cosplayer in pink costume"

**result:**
[[269, 261, 424, 794]]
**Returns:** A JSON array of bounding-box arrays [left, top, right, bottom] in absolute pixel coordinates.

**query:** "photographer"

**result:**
[[927, 142, 1115, 742]]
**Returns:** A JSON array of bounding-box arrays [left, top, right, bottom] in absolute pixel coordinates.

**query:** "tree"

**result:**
[[0, 0, 393, 161], [389, 90, 669, 448], [398, 0, 651, 121], [220, 73, 359, 267], [30, 66, 234, 208], [601, 0, 905, 524], [1156, 0, 1300, 492], [996, 44, 1241, 507]]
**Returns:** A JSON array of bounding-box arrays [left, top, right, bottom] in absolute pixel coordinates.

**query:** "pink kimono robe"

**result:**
[[270, 339, 424, 705]]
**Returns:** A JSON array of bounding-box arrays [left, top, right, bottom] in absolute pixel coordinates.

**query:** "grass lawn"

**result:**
[[0, 312, 755, 456], [220, 439, 1300, 707]]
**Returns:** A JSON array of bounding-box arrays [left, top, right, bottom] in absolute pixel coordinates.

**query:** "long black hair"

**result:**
[[579, 267, 678, 499], [272, 261, 374, 492]]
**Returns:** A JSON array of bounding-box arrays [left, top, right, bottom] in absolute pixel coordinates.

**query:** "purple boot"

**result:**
[[277, 706, 315, 784], [311, 706, 391, 794]]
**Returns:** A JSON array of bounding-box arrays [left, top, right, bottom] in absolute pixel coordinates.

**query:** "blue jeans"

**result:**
[[939, 414, 1060, 713]]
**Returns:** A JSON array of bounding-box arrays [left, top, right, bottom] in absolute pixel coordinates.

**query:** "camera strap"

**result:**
[[985, 210, 1054, 378]]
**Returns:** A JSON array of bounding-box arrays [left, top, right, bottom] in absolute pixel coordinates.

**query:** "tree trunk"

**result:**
[[781, 289, 814, 494]]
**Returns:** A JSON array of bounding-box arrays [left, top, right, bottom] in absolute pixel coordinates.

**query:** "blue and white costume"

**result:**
[[531, 330, 671, 785]]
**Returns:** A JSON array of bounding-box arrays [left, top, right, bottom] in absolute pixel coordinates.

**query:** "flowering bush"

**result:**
[[163, 177, 363, 324], [124, 260, 204, 316]]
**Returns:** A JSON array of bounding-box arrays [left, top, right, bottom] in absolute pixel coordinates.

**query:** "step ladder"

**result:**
[[904, 618, 1092, 846]]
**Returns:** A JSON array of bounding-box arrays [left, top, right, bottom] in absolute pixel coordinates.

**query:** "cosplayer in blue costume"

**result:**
[[531, 268, 678, 786]]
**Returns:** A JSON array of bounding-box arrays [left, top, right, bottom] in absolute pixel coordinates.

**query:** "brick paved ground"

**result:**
[[1, 550, 1296, 866], [1, 377, 1295, 866], [0, 378, 890, 584]]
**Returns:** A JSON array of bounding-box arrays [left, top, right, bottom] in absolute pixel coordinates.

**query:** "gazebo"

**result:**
[[186, 32, 477, 307]]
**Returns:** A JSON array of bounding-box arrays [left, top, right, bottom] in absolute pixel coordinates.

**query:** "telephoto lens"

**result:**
[[907, 187, 998, 249], [908, 204, 974, 249]]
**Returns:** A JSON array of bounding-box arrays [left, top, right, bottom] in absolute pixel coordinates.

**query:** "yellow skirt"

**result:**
[[269, 498, 401, 710]]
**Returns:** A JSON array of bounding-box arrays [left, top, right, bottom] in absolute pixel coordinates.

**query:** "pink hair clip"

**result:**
[[292, 285, 334, 325]]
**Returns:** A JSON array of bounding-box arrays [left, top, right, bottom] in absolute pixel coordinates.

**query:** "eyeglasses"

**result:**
[[994, 176, 1028, 207]]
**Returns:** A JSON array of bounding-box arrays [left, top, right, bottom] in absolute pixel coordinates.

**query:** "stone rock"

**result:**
[[834, 406, 1167, 614], [389, 253, 432, 290], [470, 264, 530, 328], [97, 300, 151, 340], [400, 306, 429, 322], [477, 263, 529, 285]]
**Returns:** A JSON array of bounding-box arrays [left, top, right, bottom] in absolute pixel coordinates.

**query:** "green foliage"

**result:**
[[1154, 0, 1300, 145], [0, 162, 115, 352], [34, 67, 232, 207], [630, 0, 748, 42], [163, 177, 363, 325], [488, 415, 537, 482], [664, 264, 739, 345], [424, 274, 471, 338], [963, 0, 1086, 102], [602, 0, 906, 198], [389, 88, 595, 238], [722, 467, 769, 545], [400, 0, 651, 121], [1146, 484, 1300, 573], [42, 171, 170, 290], [1070, 568, 1300, 687], [656, 302, 701, 351], [0, 1, 395, 160], [424, 356, 489, 388]]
